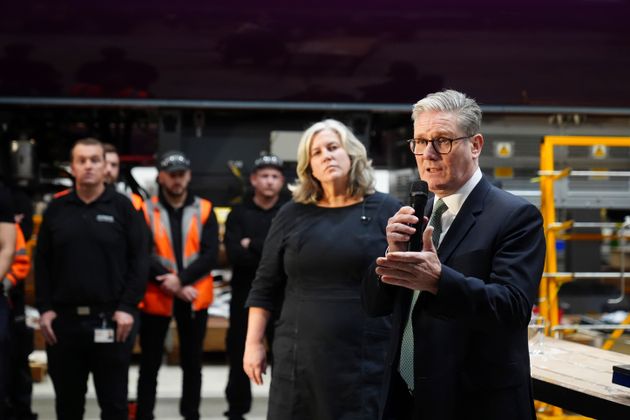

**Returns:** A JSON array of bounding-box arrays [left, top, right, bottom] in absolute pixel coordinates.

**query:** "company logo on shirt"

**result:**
[[96, 214, 115, 223]]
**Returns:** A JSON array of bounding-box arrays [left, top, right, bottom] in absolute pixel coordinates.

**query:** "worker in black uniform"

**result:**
[[0, 183, 17, 420], [35, 138, 148, 420], [223, 154, 286, 420]]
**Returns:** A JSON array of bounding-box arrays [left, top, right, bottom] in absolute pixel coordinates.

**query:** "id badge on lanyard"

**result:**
[[94, 314, 115, 343]]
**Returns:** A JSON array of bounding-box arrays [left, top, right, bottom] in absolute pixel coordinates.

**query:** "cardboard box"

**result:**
[[30, 362, 47, 382]]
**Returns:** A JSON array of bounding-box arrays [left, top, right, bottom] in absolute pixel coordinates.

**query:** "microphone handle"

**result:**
[[408, 218, 425, 251], [408, 195, 427, 252]]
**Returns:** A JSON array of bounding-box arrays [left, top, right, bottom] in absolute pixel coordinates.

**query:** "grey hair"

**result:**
[[411, 89, 482, 136], [290, 119, 375, 204]]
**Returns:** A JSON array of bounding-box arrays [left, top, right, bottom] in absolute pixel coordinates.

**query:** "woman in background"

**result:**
[[243, 119, 400, 419]]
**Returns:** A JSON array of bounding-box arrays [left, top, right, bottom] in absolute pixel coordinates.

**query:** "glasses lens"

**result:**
[[434, 138, 450, 154], [411, 139, 435, 155]]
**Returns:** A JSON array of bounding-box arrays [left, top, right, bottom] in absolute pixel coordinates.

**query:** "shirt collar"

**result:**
[[433, 167, 482, 215], [158, 188, 194, 211], [69, 184, 114, 204]]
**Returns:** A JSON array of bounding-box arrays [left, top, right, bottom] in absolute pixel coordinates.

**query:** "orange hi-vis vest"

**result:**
[[127, 191, 144, 211], [2, 224, 30, 290], [141, 195, 214, 316]]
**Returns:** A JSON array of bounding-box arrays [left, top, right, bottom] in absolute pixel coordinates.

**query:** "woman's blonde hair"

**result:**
[[290, 119, 375, 204]]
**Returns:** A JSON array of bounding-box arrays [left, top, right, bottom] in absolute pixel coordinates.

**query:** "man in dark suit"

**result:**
[[363, 89, 546, 420]]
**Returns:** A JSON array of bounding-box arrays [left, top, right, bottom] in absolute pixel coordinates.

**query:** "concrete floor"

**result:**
[[31, 363, 270, 419], [28, 335, 630, 419]]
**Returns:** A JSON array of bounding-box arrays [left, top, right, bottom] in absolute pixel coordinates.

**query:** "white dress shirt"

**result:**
[[431, 167, 482, 247]]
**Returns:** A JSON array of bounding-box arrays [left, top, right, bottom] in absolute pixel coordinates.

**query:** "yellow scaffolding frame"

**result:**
[[539, 135, 630, 332], [536, 136, 630, 420]]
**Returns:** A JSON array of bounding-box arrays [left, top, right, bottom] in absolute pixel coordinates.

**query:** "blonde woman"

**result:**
[[243, 119, 400, 419]]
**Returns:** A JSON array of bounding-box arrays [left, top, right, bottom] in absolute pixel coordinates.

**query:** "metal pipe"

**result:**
[[538, 170, 630, 177], [543, 272, 630, 279], [549, 222, 627, 229], [608, 216, 630, 304], [3, 96, 630, 115], [552, 324, 630, 331]]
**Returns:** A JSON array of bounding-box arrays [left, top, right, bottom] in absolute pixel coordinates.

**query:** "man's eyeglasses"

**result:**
[[407, 135, 473, 155]]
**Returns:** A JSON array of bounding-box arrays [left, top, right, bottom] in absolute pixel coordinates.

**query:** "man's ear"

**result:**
[[471, 133, 484, 157]]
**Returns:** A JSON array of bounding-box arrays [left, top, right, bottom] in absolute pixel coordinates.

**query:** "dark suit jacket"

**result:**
[[363, 177, 546, 420]]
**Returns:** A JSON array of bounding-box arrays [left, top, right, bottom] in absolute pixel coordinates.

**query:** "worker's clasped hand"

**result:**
[[377, 208, 441, 295], [39, 310, 58, 345], [112, 310, 134, 342], [156, 272, 181, 295], [176, 285, 198, 302]]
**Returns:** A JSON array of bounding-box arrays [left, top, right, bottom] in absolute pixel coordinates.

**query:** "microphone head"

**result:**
[[410, 180, 429, 197], [409, 179, 429, 212], [408, 180, 428, 252]]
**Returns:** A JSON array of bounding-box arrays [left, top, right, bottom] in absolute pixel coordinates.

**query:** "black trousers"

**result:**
[[4, 282, 37, 420], [0, 295, 10, 420], [5, 314, 37, 420], [136, 300, 208, 420], [224, 298, 251, 420], [46, 312, 137, 420]]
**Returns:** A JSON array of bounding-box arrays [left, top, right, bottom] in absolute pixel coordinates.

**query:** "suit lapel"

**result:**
[[437, 177, 491, 263], [398, 180, 491, 321]]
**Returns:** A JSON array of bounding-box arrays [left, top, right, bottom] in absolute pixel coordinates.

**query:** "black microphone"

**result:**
[[408, 180, 429, 251]]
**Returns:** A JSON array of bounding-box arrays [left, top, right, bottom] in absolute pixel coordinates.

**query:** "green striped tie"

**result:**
[[398, 199, 448, 391]]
